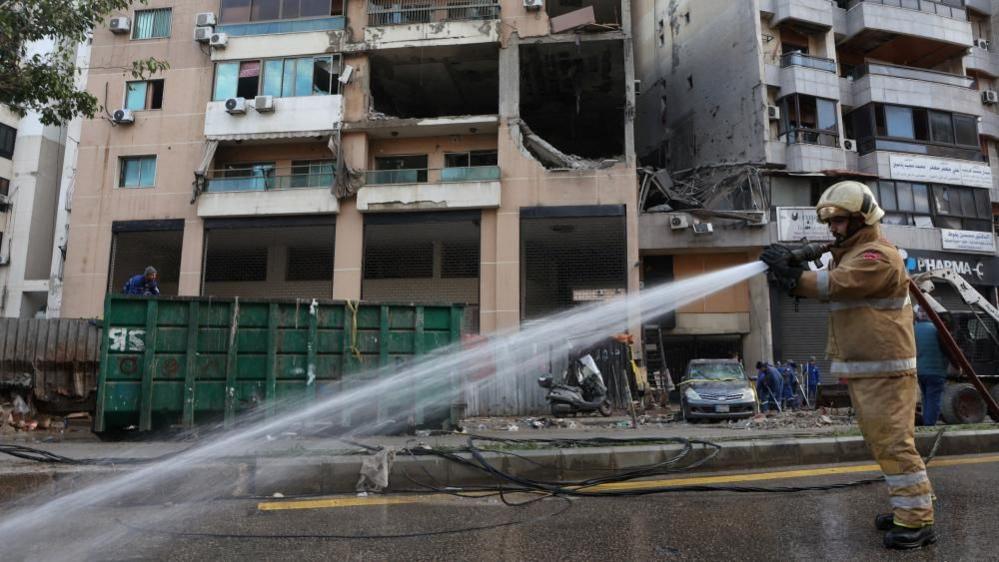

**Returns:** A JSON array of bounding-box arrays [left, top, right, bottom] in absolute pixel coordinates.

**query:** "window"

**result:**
[[124, 80, 164, 110], [0, 177, 8, 196], [853, 103, 983, 157], [927, 184, 993, 231], [214, 56, 338, 100], [953, 115, 978, 146], [132, 8, 172, 39], [374, 155, 428, 183], [204, 248, 268, 282], [444, 150, 498, 167], [878, 181, 933, 227], [223, 162, 276, 190], [220, 0, 338, 23], [119, 156, 156, 188], [929, 111, 955, 144], [0, 124, 15, 159], [290, 160, 334, 188], [885, 106, 914, 138], [778, 94, 839, 146]]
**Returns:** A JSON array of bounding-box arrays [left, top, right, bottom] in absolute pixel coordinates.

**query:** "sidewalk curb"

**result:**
[[3, 430, 998, 504]]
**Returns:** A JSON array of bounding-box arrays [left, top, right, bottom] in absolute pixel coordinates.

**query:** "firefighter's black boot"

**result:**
[[874, 513, 893, 531], [883, 525, 936, 550]]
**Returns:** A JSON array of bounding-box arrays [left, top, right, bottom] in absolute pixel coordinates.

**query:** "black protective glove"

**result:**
[[761, 244, 803, 295], [760, 244, 794, 269]]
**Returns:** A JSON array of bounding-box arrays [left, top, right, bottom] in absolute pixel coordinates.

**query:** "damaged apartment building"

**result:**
[[635, 0, 999, 380], [58, 0, 640, 341]]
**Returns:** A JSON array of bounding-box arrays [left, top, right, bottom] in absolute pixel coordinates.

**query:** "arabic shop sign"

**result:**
[[900, 249, 999, 286], [888, 154, 993, 189], [940, 229, 996, 253], [776, 207, 834, 243]]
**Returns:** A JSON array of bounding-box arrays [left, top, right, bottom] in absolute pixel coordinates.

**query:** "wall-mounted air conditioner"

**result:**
[[109, 17, 131, 34], [253, 95, 275, 112], [524, 0, 543, 10], [194, 26, 213, 43], [842, 138, 857, 152], [983, 90, 999, 104], [767, 105, 780, 121], [669, 214, 689, 230], [210, 32, 228, 48], [112, 108, 134, 124], [196, 12, 217, 27], [225, 97, 246, 114], [975, 38, 990, 50]]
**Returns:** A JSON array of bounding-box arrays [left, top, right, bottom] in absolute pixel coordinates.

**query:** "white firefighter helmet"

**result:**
[[815, 180, 885, 225]]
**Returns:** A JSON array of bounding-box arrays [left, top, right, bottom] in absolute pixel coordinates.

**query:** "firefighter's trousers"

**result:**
[[848, 375, 934, 528]]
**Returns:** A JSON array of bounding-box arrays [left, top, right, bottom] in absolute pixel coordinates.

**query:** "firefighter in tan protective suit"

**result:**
[[761, 181, 936, 550]]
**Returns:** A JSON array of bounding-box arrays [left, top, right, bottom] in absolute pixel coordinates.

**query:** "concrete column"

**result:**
[[478, 209, 498, 333], [494, 208, 521, 329], [178, 219, 204, 296], [498, 33, 519, 120], [743, 270, 773, 369], [333, 198, 363, 300]]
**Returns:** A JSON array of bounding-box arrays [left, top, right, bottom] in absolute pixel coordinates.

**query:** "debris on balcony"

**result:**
[[518, 120, 615, 170], [639, 163, 769, 226], [550, 6, 596, 33]]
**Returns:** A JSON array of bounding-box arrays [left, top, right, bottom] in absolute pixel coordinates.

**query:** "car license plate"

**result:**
[[715, 405, 730, 413]]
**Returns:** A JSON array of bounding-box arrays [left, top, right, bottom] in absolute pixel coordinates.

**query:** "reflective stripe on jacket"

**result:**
[[794, 226, 916, 378]]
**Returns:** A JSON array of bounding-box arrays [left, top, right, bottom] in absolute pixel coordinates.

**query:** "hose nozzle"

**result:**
[[789, 242, 830, 265]]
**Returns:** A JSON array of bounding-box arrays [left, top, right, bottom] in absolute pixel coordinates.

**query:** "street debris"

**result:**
[[735, 408, 854, 431], [356, 447, 396, 493]]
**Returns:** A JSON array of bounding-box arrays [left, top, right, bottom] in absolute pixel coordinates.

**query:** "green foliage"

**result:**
[[0, 0, 169, 125]]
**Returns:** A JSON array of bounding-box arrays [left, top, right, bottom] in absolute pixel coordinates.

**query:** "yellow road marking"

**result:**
[[258, 496, 419, 511], [587, 453, 999, 492], [256, 454, 999, 510]]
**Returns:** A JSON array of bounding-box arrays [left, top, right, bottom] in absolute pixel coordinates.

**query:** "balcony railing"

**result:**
[[856, 137, 986, 160], [782, 128, 841, 147], [850, 62, 974, 88], [216, 16, 346, 37], [367, 0, 500, 26], [842, 0, 967, 20], [780, 52, 837, 73], [205, 170, 334, 193], [365, 165, 500, 185]]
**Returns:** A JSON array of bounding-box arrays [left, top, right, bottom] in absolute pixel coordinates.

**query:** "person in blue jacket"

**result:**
[[806, 357, 821, 405], [123, 266, 160, 296], [755, 361, 784, 412], [914, 306, 949, 426], [782, 360, 800, 409]]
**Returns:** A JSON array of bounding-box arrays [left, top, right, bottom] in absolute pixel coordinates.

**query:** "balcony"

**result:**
[[965, 44, 999, 77], [780, 129, 848, 172], [773, 0, 834, 31], [979, 111, 999, 140], [216, 16, 345, 37], [203, 96, 343, 141], [364, 0, 501, 48], [357, 166, 502, 212], [849, 63, 979, 115], [198, 169, 339, 218], [838, 1, 972, 59], [779, 53, 840, 99]]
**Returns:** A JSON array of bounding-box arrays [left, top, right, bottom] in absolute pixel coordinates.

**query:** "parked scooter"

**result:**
[[538, 354, 613, 417]]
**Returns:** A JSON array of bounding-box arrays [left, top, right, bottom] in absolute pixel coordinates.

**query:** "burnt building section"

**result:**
[[520, 206, 627, 319], [108, 221, 184, 296], [519, 40, 626, 165], [369, 45, 499, 118], [362, 212, 481, 330], [201, 217, 335, 299]]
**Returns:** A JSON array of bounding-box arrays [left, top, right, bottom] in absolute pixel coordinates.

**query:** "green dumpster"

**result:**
[[95, 295, 466, 434]]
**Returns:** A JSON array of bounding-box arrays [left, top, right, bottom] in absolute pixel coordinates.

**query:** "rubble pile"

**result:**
[[0, 391, 88, 437], [734, 408, 854, 431]]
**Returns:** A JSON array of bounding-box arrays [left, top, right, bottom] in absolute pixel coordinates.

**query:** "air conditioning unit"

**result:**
[[767, 105, 781, 121], [194, 26, 213, 43], [225, 97, 246, 114], [983, 90, 999, 104], [195, 12, 217, 27], [975, 38, 990, 50], [843, 138, 857, 152], [524, 0, 543, 10], [109, 17, 131, 34], [112, 108, 134, 124], [253, 95, 275, 112], [669, 214, 690, 230], [210, 32, 228, 48]]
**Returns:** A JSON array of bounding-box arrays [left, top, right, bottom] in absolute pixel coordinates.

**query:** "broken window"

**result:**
[[444, 150, 497, 167], [520, 209, 627, 319], [519, 41, 625, 162], [125, 80, 164, 110], [108, 221, 183, 296], [363, 212, 480, 327], [214, 56, 339, 100], [220, 0, 342, 23], [369, 44, 498, 118], [545, 0, 621, 26], [203, 218, 335, 298]]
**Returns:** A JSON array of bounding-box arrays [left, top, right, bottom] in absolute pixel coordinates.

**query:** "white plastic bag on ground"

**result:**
[[356, 448, 396, 493]]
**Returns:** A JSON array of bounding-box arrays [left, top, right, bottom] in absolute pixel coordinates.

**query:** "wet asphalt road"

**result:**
[[5, 453, 998, 561]]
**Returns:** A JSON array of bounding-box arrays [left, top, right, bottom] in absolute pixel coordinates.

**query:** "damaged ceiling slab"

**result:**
[[370, 44, 499, 118], [546, 0, 623, 27], [519, 40, 625, 164]]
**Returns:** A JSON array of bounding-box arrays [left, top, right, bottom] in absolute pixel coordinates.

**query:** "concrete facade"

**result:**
[[637, 0, 999, 371], [61, 0, 640, 342]]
